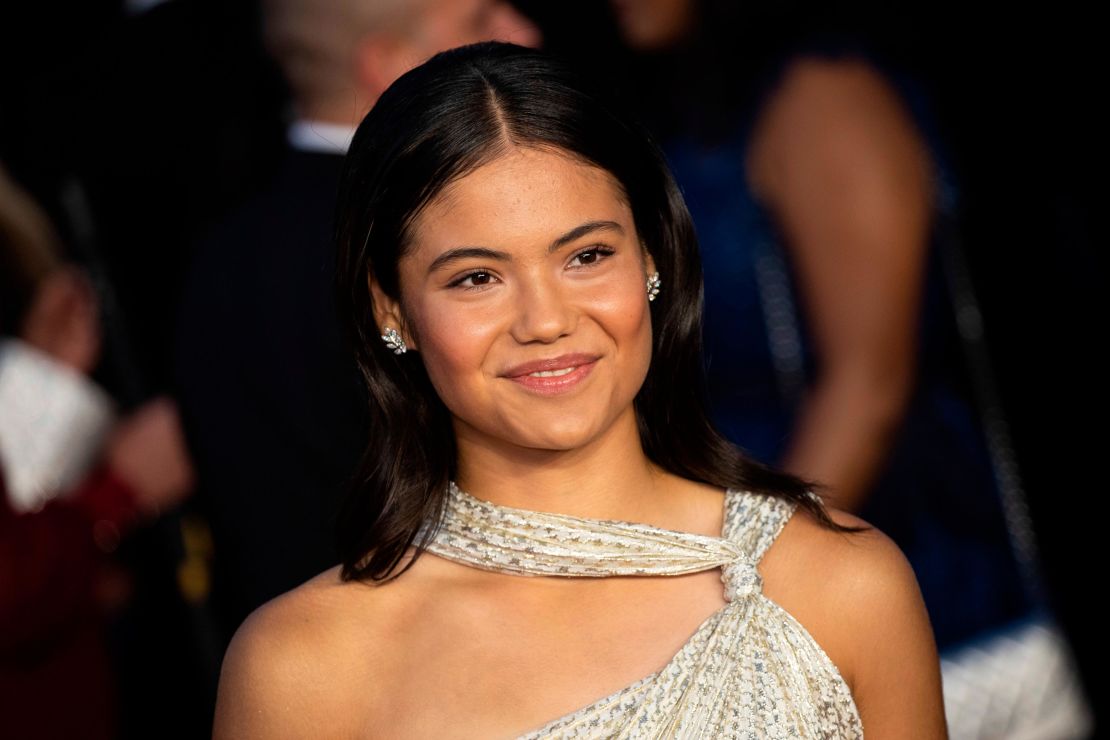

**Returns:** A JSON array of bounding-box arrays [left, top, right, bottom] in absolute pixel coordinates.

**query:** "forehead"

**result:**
[[406, 147, 632, 257]]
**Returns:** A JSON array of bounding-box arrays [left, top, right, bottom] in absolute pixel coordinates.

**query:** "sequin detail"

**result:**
[[418, 484, 863, 739]]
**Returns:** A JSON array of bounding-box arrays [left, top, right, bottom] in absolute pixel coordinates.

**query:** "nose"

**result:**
[[510, 275, 575, 344]]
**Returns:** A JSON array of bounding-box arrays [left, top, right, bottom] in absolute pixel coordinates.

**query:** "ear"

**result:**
[[368, 271, 418, 352]]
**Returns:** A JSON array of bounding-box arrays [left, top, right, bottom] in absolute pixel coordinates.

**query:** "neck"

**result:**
[[452, 405, 669, 523]]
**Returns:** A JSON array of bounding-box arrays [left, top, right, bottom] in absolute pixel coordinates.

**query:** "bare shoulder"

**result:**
[[747, 54, 932, 202], [764, 500, 948, 738], [780, 500, 918, 601], [760, 55, 921, 140], [212, 564, 401, 739], [775, 55, 910, 108], [761, 500, 915, 646]]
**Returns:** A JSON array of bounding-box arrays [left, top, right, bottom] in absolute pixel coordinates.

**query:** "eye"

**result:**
[[447, 270, 499, 291], [569, 246, 616, 268]]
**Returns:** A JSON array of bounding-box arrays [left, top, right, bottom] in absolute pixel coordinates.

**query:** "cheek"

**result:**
[[599, 267, 648, 321], [410, 300, 499, 405], [626, 299, 655, 378], [584, 273, 654, 370]]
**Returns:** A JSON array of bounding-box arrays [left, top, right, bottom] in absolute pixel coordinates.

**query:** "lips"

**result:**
[[501, 352, 601, 378]]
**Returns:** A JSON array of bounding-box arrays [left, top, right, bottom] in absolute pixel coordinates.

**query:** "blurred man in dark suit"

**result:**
[[174, 0, 540, 638]]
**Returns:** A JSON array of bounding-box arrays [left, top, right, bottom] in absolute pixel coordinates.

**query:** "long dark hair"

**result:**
[[334, 41, 866, 583]]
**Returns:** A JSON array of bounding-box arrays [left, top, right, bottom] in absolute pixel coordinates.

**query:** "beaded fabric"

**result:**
[[417, 482, 864, 739]]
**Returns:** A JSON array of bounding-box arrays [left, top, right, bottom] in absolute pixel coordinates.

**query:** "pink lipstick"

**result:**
[[502, 353, 600, 396]]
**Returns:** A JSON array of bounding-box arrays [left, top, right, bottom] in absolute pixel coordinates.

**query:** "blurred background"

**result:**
[[0, 1, 1103, 738]]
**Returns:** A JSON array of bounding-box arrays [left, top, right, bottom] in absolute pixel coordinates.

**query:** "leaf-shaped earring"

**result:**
[[646, 271, 661, 302], [381, 327, 407, 354]]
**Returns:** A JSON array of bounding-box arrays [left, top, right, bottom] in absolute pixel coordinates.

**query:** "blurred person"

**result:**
[[174, 0, 541, 639], [605, 1, 1093, 736], [0, 163, 193, 740], [214, 41, 944, 738]]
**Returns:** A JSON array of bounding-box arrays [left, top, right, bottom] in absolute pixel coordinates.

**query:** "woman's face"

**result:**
[[374, 146, 657, 453]]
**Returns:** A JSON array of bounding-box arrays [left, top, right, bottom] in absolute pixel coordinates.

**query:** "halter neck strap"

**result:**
[[418, 482, 764, 601]]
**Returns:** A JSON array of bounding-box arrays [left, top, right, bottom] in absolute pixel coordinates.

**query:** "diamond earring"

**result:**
[[646, 271, 661, 302], [381, 327, 407, 354]]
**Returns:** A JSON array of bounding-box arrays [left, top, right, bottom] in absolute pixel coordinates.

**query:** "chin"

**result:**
[[452, 410, 599, 453], [518, 418, 602, 451]]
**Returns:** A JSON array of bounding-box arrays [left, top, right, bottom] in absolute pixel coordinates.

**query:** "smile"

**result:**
[[507, 360, 598, 395], [528, 367, 578, 377]]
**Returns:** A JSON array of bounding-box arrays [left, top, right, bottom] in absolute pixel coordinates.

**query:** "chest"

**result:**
[[364, 565, 730, 738]]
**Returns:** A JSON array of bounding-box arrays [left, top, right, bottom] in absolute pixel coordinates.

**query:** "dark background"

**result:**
[[1, 1, 1102, 736]]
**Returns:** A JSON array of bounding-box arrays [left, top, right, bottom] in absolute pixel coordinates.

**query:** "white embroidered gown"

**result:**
[[418, 482, 865, 739]]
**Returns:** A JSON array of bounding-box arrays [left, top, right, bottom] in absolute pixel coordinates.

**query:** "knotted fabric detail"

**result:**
[[419, 482, 763, 603], [721, 557, 763, 602]]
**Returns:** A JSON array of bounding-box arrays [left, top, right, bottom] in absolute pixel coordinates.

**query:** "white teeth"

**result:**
[[528, 367, 577, 378]]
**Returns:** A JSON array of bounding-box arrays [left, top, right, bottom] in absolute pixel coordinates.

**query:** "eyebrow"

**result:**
[[425, 220, 625, 275]]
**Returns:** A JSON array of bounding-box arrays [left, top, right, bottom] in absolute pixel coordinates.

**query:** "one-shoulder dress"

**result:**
[[419, 482, 864, 739]]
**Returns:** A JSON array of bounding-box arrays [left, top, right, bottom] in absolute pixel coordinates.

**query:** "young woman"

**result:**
[[213, 41, 946, 738]]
